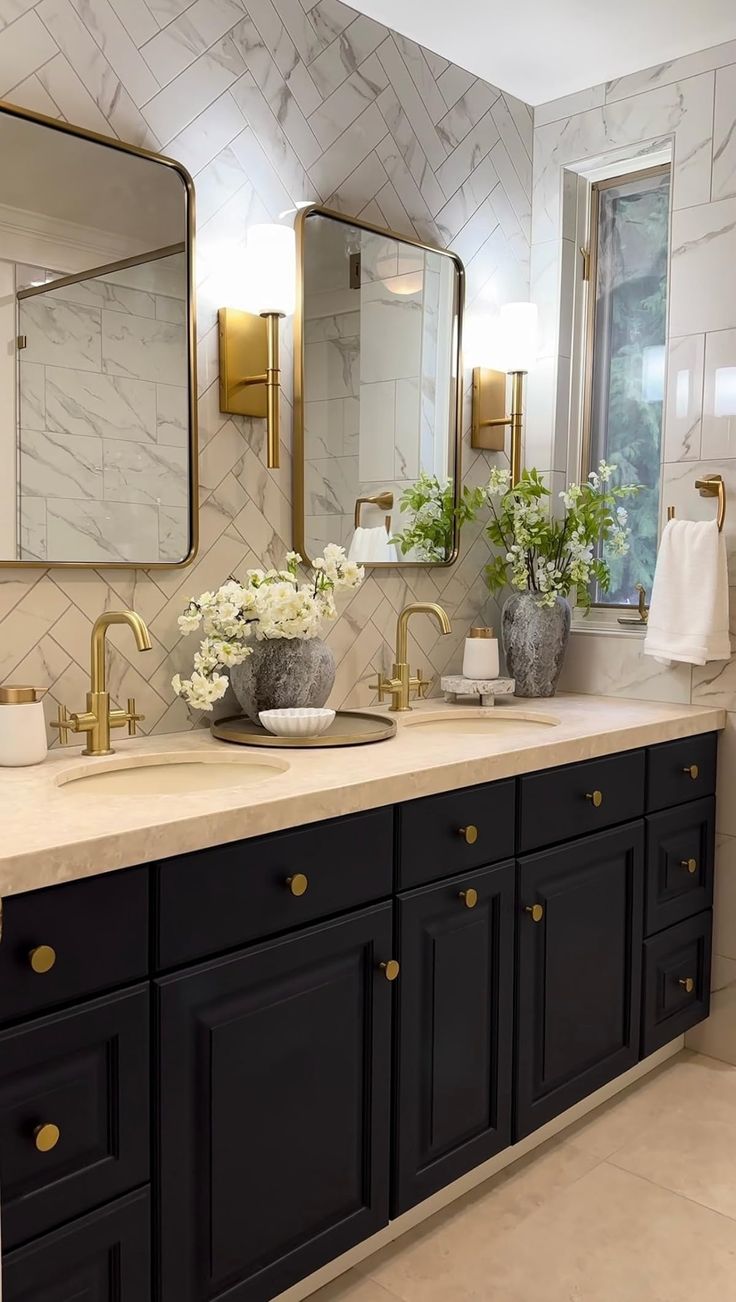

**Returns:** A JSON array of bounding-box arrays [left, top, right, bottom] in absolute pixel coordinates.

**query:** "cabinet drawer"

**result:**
[[156, 807, 393, 968], [0, 868, 148, 1026], [642, 912, 712, 1056], [397, 781, 515, 889], [647, 732, 717, 812], [2, 1187, 151, 1302], [0, 986, 149, 1250], [645, 798, 715, 934], [518, 751, 645, 853]]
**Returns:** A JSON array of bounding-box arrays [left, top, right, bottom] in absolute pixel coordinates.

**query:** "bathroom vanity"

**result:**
[[0, 698, 722, 1302]]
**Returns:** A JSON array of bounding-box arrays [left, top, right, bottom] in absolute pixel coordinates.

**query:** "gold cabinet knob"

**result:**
[[525, 903, 544, 923], [285, 873, 308, 897], [458, 825, 478, 845], [679, 976, 695, 993], [379, 959, 400, 982], [29, 945, 56, 974], [683, 764, 699, 780], [681, 858, 698, 875], [459, 888, 478, 909], [34, 1123, 60, 1153], [585, 790, 603, 808]]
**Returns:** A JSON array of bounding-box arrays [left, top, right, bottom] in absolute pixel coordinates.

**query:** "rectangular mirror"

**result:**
[[294, 206, 464, 567], [0, 104, 196, 569]]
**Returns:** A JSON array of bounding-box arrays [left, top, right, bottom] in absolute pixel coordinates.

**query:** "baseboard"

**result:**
[[275, 1037, 684, 1302]]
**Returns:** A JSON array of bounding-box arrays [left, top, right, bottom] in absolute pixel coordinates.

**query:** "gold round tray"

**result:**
[[212, 711, 397, 748]]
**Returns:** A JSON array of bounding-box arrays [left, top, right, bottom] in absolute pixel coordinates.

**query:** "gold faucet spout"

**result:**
[[52, 609, 152, 756], [372, 601, 452, 712], [90, 610, 152, 692], [395, 602, 452, 666]]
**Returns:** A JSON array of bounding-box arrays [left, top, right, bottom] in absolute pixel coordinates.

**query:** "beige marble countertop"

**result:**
[[0, 694, 725, 898]]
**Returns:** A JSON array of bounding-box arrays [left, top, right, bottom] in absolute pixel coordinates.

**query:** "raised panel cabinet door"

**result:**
[[393, 862, 515, 1215], [2, 1187, 151, 1302], [516, 823, 644, 1139], [156, 903, 393, 1302]]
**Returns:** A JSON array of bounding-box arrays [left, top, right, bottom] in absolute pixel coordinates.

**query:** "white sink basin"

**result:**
[[56, 752, 289, 796], [400, 707, 559, 734]]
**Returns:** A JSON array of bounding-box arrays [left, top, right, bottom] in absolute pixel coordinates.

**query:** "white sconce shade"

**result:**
[[715, 367, 736, 418], [242, 224, 296, 316], [641, 344, 665, 402], [498, 302, 538, 373]]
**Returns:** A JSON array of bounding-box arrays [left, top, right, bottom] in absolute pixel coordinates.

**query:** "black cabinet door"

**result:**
[[516, 823, 644, 1139], [394, 862, 514, 1215], [2, 1187, 150, 1302], [157, 903, 393, 1302]]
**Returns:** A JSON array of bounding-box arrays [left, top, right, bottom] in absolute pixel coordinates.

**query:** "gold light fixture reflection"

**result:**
[[218, 224, 296, 470], [470, 303, 538, 485]]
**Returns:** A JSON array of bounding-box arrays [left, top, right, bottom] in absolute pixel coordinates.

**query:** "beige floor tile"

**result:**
[[357, 1135, 600, 1302], [310, 1273, 402, 1302], [610, 1113, 736, 1219]]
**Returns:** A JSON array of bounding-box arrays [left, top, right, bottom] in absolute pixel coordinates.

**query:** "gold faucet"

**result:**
[[373, 602, 452, 712], [52, 610, 152, 755]]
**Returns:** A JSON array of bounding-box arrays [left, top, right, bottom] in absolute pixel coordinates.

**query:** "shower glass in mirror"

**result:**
[[294, 207, 463, 567], [0, 105, 196, 568]]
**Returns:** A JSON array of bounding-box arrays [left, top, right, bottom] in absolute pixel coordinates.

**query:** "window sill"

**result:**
[[571, 610, 647, 638]]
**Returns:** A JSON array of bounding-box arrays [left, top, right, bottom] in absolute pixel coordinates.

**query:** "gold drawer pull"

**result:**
[[681, 858, 698, 875], [459, 888, 478, 909], [525, 903, 544, 923], [379, 959, 400, 982], [29, 945, 56, 974], [285, 873, 308, 897], [683, 764, 699, 780], [34, 1123, 60, 1153], [458, 825, 478, 845], [679, 976, 695, 994], [585, 790, 603, 808]]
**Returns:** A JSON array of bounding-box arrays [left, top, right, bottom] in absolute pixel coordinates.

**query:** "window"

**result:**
[[582, 164, 671, 607]]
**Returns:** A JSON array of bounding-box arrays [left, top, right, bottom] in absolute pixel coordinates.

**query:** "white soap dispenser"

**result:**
[[0, 685, 48, 766], [462, 627, 500, 680]]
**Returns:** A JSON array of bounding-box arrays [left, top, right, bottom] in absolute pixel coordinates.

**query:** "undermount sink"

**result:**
[[400, 707, 559, 734], [56, 752, 289, 796]]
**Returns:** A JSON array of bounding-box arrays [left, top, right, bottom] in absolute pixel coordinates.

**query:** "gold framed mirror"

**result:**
[[0, 100, 197, 570], [293, 205, 464, 567]]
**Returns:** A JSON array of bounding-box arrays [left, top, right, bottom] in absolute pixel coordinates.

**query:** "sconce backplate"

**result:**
[[471, 367, 507, 450], [218, 307, 268, 417]]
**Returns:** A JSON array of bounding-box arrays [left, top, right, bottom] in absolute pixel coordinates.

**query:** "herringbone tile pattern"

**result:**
[[0, 0, 532, 739]]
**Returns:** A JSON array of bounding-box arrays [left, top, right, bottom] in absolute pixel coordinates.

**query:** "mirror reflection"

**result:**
[[0, 109, 194, 567], [297, 208, 462, 566]]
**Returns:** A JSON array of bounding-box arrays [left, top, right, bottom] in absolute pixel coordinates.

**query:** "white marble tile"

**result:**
[[305, 453, 357, 517], [325, 146, 388, 215], [309, 52, 387, 151], [0, 0, 37, 29], [490, 137, 531, 233], [395, 377, 420, 480], [0, 576, 70, 682], [166, 89, 246, 174], [230, 13, 321, 168], [391, 32, 446, 125], [107, 0, 158, 46], [558, 629, 693, 703], [18, 498, 47, 562], [48, 278, 156, 319], [491, 95, 531, 198], [305, 334, 359, 401], [156, 384, 189, 446], [534, 84, 606, 128], [713, 62, 736, 202], [142, 0, 246, 86], [304, 396, 344, 459], [141, 33, 244, 143], [436, 63, 474, 112], [102, 311, 187, 386], [376, 84, 445, 217], [5, 70, 61, 116], [36, 50, 111, 134], [308, 99, 388, 198], [46, 498, 161, 564], [360, 283, 422, 385], [0, 9, 57, 97], [605, 41, 736, 103], [68, 0, 160, 105], [158, 504, 190, 562], [435, 108, 499, 202], [307, 12, 386, 100], [702, 329, 736, 459], [664, 335, 705, 462], [358, 380, 395, 482], [376, 35, 444, 172], [229, 70, 313, 204], [19, 428, 104, 501], [670, 197, 736, 337], [436, 80, 497, 152], [103, 438, 189, 507], [46, 368, 157, 444], [434, 153, 498, 244], [19, 362, 46, 433], [22, 297, 101, 372]]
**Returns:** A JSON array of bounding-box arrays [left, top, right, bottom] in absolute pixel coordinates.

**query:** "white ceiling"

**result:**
[[354, 0, 736, 104]]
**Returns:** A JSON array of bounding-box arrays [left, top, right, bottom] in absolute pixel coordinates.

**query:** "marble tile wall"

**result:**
[[532, 43, 736, 1064], [17, 254, 188, 563], [0, 0, 531, 741]]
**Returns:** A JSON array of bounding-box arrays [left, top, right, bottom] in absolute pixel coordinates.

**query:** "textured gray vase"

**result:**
[[502, 593, 571, 698], [229, 637, 336, 724]]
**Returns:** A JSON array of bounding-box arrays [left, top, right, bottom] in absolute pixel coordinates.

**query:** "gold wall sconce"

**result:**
[[218, 224, 296, 470], [470, 303, 538, 485]]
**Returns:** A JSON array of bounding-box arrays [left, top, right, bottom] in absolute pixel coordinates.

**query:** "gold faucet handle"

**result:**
[[51, 704, 75, 744], [126, 698, 145, 736], [370, 676, 387, 703], [414, 669, 431, 699]]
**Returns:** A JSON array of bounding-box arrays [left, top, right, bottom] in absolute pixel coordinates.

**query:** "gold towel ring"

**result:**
[[666, 474, 726, 532], [354, 491, 394, 533]]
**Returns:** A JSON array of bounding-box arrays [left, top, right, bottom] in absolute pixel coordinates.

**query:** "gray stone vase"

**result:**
[[229, 636, 336, 724], [501, 592, 571, 698]]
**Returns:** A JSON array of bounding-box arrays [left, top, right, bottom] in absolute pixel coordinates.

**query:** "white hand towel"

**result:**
[[643, 518, 730, 665], [348, 526, 398, 564]]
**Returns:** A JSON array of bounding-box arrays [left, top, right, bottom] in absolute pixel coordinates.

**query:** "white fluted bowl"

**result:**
[[258, 707, 336, 738]]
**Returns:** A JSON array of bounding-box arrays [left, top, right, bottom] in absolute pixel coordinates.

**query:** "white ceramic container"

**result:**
[[259, 707, 336, 738], [0, 685, 48, 766], [462, 627, 500, 679]]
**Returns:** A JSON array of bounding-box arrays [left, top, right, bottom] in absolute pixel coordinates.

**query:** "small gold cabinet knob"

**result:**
[[286, 873, 308, 897], [525, 903, 544, 923], [34, 1123, 60, 1153], [681, 858, 698, 875], [458, 825, 479, 845], [380, 959, 400, 982], [29, 945, 56, 974], [683, 764, 699, 780], [585, 790, 603, 808], [679, 977, 695, 993], [459, 888, 478, 909]]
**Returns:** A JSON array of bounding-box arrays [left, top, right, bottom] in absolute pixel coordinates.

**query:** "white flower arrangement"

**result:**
[[172, 546, 363, 711]]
